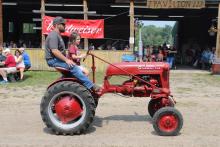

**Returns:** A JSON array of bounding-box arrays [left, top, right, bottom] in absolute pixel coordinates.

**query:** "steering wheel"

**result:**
[[83, 49, 91, 62]]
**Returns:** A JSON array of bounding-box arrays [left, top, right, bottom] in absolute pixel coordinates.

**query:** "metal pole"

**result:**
[[0, 0, 3, 45], [41, 0, 45, 49], [216, 3, 220, 58], [83, 0, 88, 50], [130, 0, 134, 51], [138, 27, 143, 61]]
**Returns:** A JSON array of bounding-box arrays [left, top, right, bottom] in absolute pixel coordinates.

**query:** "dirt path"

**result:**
[[0, 70, 220, 147]]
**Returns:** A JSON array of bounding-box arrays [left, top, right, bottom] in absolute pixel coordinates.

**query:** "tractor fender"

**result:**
[[47, 78, 83, 90]]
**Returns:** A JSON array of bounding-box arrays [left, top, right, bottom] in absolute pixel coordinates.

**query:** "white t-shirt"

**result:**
[[14, 55, 25, 68]]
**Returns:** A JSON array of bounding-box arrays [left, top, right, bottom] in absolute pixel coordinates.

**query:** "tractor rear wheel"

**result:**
[[40, 81, 95, 135], [152, 107, 183, 136]]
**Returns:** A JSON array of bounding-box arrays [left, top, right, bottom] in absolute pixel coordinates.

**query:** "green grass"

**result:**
[[2, 71, 220, 88], [2, 71, 106, 87], [4, 71, 60, 87], [2, 71, 132, 87]]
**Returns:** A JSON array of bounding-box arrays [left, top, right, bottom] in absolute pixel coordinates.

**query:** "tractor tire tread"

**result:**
[[40, 81, 95, 135], [152, 107, 183, 136]]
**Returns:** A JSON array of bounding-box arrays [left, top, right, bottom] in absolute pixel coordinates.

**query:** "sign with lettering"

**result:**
[[43, 16, 104, 39], [147, 0, 205, 9]]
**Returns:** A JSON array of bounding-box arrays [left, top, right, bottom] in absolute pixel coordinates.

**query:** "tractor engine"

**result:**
[[118, 75, 160, 97], [103, 62, 169, 97]]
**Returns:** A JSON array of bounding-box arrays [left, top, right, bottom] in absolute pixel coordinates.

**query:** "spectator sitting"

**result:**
[[200, 48, 212, 69], [14, 49, 25, 80], [145, 46, 152, 62], [89, 43, 95, 50], [8, 41, 14, 48], [124, 45, 130, 51], [0, 48, 17, 84], [19, 48, 31, 70], [0, 46, 6, 62], [166, 46, 177, 69], [210, 47, 216, 64], [22, 43, 27, 48], [151, 54, 157, 62], [157, 49, 164, 62], [152, 46, 159, 55], [162, 46, 168, 60], [185, 47, 194, 65], [12, 43, 17, 48], [112, 46, 116, 50], [3, 42, 7, 48], [106, 44, 112, 50]]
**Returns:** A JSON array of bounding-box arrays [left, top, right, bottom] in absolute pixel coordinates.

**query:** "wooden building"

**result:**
[[0, 0, 220, 66]]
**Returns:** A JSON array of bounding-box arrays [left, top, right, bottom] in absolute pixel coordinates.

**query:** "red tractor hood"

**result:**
[[106, 62, 169, 76]]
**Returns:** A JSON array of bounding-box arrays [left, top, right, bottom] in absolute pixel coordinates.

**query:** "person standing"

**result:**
[[166, 46, 177, 69], [45, 16, 99, 91]]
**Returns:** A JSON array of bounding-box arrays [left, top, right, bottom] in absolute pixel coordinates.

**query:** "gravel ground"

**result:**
[[0, 70, 220, 147]]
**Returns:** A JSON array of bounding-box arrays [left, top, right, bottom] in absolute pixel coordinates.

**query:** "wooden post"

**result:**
[[130, 0, 134, 51], [83, 0, 88, 50], [216, 3, 220, 58], [41, 0, 46, 49], [0, 0, 3, 45], [212, 3, 220, 74]]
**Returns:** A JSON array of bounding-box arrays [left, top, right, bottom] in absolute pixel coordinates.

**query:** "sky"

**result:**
[[143, 21, 176, 27]]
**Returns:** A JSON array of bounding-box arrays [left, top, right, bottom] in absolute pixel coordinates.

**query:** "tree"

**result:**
[[136, 24, 175, 47]]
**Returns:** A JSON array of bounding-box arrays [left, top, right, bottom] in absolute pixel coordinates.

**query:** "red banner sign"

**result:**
[[42, 16, 104, 39]]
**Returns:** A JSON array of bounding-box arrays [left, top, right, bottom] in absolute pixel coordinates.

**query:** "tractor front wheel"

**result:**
[[152, 107, 183, 136], [40, 81, 95, 135]]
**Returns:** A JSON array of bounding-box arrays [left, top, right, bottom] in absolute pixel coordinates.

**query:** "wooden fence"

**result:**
[[12, 49, 132, 72]]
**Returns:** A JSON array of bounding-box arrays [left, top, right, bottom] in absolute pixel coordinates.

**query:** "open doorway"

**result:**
[[140, 20, 177, 47], [135, 20, 179, 68], [135, 20, 178, 47]]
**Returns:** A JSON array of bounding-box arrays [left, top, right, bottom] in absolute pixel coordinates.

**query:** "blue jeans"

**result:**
[[166, 57, 174, 68], [47, 58, 94, 89]]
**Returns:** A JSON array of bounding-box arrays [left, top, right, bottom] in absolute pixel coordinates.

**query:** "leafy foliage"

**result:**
[[135, 24, 174, 47]]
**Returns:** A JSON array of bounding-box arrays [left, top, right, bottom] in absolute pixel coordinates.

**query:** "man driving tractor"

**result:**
[[41, 16, 183, 137], [45, 16, 100, 92]]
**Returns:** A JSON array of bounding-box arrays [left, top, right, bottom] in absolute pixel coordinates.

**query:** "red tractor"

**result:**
[[40, 50, 183, 136]]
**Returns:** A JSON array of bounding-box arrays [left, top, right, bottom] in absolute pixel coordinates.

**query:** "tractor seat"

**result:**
[[55, 67, 71, 75]]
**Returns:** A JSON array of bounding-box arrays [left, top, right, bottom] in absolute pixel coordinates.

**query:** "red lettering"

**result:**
[[43, 16, 104, 38]]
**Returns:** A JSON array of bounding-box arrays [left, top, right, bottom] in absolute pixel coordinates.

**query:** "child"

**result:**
[[68, 32, 89, 76], [14, 49, 25, 80]]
